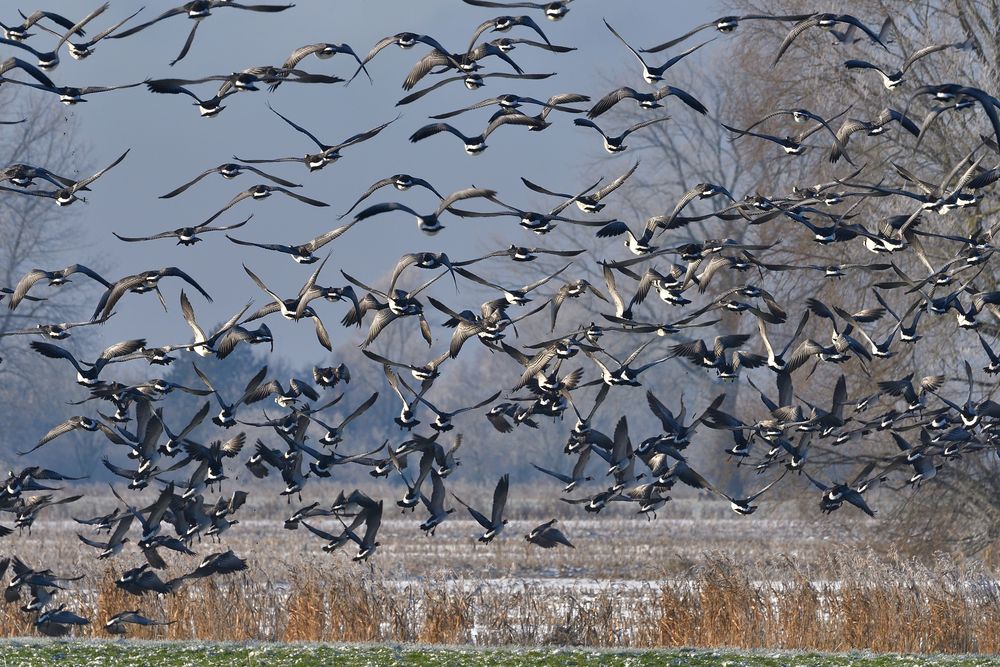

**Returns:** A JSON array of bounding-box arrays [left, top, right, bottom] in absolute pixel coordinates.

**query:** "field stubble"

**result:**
[[2, 485, 998, 654]]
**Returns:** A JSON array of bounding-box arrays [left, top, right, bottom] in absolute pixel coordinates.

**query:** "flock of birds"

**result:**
[[0, 0, 998, 637]]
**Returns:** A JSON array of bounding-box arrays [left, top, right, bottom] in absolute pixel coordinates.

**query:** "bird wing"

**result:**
[[108, 6, 187, 39], [108, 514, 135, 546], [30, 341, 85, 373], [179, 290, 207, 344], [274, 187, 329, 208], [531, 463, 571, 484], [9, 269, 47, 310], [281, 42, 326, 69], [466, 18, 498, 53], [438, 187, 499, 215], [159, 166, 222, 199], [339, 177, 395, 218], [535, 525, 574, 548], [73, 149, 129, 192], [482, 112, 546, 138], [622, 116, 671, 138], [603, 19, 648, 67], [772, 15, 821, 66], [353, 201, 421, 223], [22, 418, 80, 454], [490, 474, 509, 527], [452, 493, 491, 530]]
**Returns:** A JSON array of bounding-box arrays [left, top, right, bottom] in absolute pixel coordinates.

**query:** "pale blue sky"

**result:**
[[7, 1, 719, 361]]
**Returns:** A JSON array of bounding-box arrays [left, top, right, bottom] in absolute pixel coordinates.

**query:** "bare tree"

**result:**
[[726, 0, 1000, 555], [0, 86, 95, 469], [539, 0, 1000, 553]]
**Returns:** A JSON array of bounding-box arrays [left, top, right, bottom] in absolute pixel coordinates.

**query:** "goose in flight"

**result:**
[[722, 121, 845, 160], [451, 178, 613, 236], [234, 104, 395, 172], [396, 71, 555, 106], [5, 75, 142, 105], [574, 117, 670, 153], [588, 83, 707, 119], [151, 67, 344, 96], [844, 36, 973, 89], [78, 514, 133, 559], [351, 187, 500, 235], [30, 338, 145, 387], [340, 174, 444, 219], [429, 93, 587, 121], [402, 40, 526, 91], [177, 290, 252, 358], [8, 264, 112, 311], [113, 213, 253, 246], [455, 261, 569, 307], [226, 221, 355, 264], [409, 113, 548, 155], [92, 266, 212, 321], [104, 611, 173, 635], [242, 258, 336, 350], [144, 78, 238, 117], [522, 162, 638, 215], [340, 497, 383, 561], [109, 2, 295, 66], [343, 270, 447, 348], [410, 386, 502, 433], [159, 163, 300, 198], [532, 447, 593, 493], [772, 13, 889, 67], [0, 157, 79, 190], [274, 41, 370, 87], [580, 340, 675, 387], [33, 5, 143, 60], [718, 472, 787, 515], [0, 313, 114, 342], [198, 184, 328, 228], [0, 3, 114, 70], [351, 31, 459, 82], [802, 468, 878, 517], [34, 605, 91, 637], [0, 9, 88, 42], [828, 108, 919, 163], [602, 19, 712, 85], [18, 414, 124, 455], [171, 550, 248, 586], [525, 519, 574, 548], [418, 469, 454, 536], [452, 474, 509, 543], [191, 363, 269, 429], [466, 15, 552, 54], [9, 149, 129, 206], [642, 13, 814, 53], [461, 0, 573, 21]]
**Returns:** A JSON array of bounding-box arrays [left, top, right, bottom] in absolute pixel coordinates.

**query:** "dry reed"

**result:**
[[2, 549, 997, 654]]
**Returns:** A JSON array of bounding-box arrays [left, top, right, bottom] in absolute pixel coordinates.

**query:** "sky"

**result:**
[[4, 0, 719, 363]]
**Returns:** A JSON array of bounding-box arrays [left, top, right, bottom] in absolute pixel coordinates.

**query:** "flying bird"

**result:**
[[234, 104, 395, 172], [574, 117, 670, 153], [109, 2, 296, 66], [159, 163, 300, 198], [410, 113, 548, 155], [452, 474, 509, 543], [461, 1, 574, 21]]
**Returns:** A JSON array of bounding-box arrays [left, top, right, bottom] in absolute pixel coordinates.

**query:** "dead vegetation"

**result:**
[[7, 491, 998, 652], [3, 550, 998, 653]]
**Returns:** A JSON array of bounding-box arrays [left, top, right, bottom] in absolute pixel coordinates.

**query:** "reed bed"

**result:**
[[3, 550, 998, 654]]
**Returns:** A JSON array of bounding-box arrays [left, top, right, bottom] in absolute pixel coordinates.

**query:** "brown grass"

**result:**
[[3, 549, 999, 653], [418, 583, 473, 644]]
